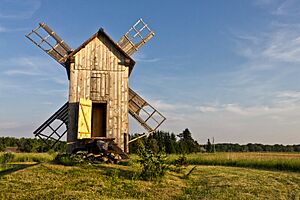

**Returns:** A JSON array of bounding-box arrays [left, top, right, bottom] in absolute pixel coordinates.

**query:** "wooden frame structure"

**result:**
[[26, 19, 166, 154]]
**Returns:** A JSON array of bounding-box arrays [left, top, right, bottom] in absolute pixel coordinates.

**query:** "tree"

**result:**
[[206, 139, 212, 153], [177, 129, 200, 153], [148, 138, 159, 154]]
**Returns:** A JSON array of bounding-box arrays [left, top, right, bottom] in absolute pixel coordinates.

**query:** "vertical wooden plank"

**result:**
[[124, 67, 129, 135], [96, 43, 100, 71], [81, 47, 86, 70], [96, 37, 100, 71], [105, 73, 109, 95], [86, 42, 90, 70], [91, 39, 95, 70], [111, 47, 115, 72], [73, 53, 79, 102], [103, 41, 107, 71], [77, 50, 84, 98], [109, 70, 114, 138], [100, 73, 106, 98], [121, 69, 126, 136], [99, 42, 103, 71], [86, 68, 91, 100], [75, 51, 80, 70], [82, 47, 87, 99], [83, 69, 86, 99], [117, 58, 121, 147], [69, 63, 77, 103], [90, 77, 95, 100], [114, 70, 118, 143]]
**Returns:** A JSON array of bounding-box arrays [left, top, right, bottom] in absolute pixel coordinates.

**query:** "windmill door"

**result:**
[[91, 103, 107, 138], [77, 98, 92, 139]]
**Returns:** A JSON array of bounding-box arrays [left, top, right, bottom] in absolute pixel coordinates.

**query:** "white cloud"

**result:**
[[0, 25, 28, 33], [272, 0, 300, 16], [276, 91, 300, 99], [145, 98, 300, 144], [151, 100, 191, 111], [0, 0, 41, 19], [132, 52, 161, 63], [4, 70, 40, 76], [195, 100, 299, 117], [196, 106, 218, 113], [262, 29, 300, 63], [0, 56, 67, 79], [234, 23, 300, 64]]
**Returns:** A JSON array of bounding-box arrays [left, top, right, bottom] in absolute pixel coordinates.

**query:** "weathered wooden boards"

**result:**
[[27, 19, 165, 154], [117, 18, 155, 56], [68, 35, 129, 151]]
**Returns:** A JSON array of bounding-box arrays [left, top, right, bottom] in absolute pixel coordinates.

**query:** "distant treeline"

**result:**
[[0, 137, 66, 153], [0, 130, 299, 153], [213, 143, 300, 152], [130, 129, 205, 154], [130, 129, 300, 154]]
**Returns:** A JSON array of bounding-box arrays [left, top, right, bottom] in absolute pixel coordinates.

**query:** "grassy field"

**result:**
[[165, 152, 300, 172], [0, 152, 299, 199], [0, 152, 55, 163]]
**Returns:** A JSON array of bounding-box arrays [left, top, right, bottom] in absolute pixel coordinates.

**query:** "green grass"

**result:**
[[0, 152, 299, 199], [166, 152, 300, 172], [177, 166, 300, 200], [0, 163, 299, 200], [0, 165, 11, 172], [0, 152, 56, 163]]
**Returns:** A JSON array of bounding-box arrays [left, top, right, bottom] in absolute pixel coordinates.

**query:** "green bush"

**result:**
[[174, 154, 188, 166], [0, 152, 15, 164], [53, 153, 79, 166], [136, 139, 167, 181]]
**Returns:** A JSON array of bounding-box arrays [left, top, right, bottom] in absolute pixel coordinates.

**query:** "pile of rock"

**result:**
[[75, 151, 123, 164]]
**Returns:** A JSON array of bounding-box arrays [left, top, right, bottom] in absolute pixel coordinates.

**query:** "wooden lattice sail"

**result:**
[[117, 18, 155, 56]]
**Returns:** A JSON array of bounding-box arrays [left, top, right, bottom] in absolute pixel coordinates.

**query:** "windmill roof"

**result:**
[[68, 28, 135, 74]]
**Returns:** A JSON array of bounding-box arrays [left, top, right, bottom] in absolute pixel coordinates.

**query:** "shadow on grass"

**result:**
[[0, 163, 39, 177]]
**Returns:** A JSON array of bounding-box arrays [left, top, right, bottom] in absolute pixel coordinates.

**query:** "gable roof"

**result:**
[[68, 28, 135, 74]]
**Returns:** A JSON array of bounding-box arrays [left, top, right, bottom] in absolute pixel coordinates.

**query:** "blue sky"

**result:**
[[0, 0, 300, 144]]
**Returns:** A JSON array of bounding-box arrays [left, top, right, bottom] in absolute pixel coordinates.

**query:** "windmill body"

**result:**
[[67, 29, 134, 153], [26, 19, 166, 154]]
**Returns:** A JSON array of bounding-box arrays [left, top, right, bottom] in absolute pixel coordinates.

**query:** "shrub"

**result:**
[[53, 153, 79, 166], [0, 152, 15, 164], [136, 139, 167, 181], [174, 154, 188, 166]]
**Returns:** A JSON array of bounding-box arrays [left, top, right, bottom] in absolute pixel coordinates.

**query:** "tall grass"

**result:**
[[167, 152, 300, 172], [0, 152, 56, 163]]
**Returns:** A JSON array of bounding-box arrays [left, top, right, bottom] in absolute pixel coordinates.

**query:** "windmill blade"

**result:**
[[117, 18, 155, 56], [128, 88, 166, 134], [26, 22, 73, 68], [33, 102, 69, 149]]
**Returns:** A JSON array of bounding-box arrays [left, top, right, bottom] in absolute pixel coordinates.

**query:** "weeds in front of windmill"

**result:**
[[135, 139, 168, 181], [0, 153, 15, 173], [0, 152, 15, 164], [51, 138, 197, 182]]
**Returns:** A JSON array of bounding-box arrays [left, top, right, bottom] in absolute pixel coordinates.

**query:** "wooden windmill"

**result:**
[[26, 19, 166, 154]]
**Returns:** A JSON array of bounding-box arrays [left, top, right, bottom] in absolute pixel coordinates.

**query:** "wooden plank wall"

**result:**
[[68, 36, 129, 151]]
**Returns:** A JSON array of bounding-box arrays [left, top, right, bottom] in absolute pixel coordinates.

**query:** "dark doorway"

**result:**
[[92, 103, 107, 138]]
